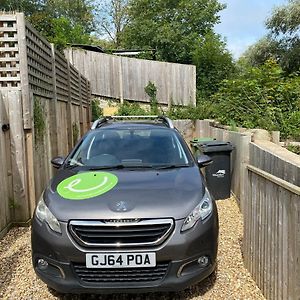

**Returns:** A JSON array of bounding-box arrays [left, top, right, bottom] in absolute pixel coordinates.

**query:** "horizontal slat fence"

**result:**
[[244, 142, 300, 300], [65, 49, 196, 107], [0, 13, 91, 237], [192, 119, 300, 300]]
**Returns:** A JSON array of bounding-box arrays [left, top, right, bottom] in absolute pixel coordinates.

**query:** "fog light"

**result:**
[[198, 256, 209, 267], [38, 258, 48, 270]]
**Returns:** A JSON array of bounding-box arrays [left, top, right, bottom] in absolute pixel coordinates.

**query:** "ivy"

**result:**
[[91, 99, 103, 121], [33, 97, 46, 144], [145, 81, 158, 114]]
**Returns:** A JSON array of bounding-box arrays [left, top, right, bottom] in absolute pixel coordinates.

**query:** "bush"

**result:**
[[117, 101, 150, 116], [91, 99, 103, 121], [210, 60, 300, 139]]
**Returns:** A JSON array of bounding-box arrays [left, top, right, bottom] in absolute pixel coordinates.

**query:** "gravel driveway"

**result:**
[[0, 198, 264, 300]]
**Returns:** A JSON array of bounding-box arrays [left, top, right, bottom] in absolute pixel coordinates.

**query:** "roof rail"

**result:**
[[91, 117, 111, 130], [158, 116, 174, 129], [91, 115, 174, 129]]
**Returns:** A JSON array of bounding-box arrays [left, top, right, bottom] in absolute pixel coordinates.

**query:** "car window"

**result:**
[[66, 128, 191, 168]]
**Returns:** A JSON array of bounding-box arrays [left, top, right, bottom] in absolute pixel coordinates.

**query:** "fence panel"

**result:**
[[0, 15, 20, 91], [54, 49, 69, 103], [0, 13, 91, 236], [65, 49, 196, 106], [244, 143, 300, 300], [25, 22, 53, 99]]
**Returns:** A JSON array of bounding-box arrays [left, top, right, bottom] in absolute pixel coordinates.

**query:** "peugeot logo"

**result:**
[[116, 201, 128, 212]]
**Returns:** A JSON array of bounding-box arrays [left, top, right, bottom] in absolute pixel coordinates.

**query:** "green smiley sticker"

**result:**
[[57, 172, 118, 200]]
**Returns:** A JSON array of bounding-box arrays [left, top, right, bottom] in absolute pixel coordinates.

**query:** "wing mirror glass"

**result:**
[[197, 155, 213, 168], [51, 156, 65, 169]]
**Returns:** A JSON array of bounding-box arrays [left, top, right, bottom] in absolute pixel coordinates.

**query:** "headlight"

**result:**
[[181, 188, 213, 232], [35, 195, 61, 234]]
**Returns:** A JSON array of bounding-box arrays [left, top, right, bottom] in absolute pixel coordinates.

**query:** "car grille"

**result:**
[[68, 219, 174, 248], [72, 262, 169, 283]]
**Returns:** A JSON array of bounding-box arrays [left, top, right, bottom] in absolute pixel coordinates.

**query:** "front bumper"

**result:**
[[31, 214, 218, 294]]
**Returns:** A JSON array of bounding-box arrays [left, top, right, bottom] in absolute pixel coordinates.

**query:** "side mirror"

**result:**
[[197, 155, 213, 168], [51, 156, 65, 169]]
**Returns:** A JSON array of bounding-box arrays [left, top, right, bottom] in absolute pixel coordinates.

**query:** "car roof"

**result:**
[[97, 121, 172, 130], [91, 116, 175, 130]]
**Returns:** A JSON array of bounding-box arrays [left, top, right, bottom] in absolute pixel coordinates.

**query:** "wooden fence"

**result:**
[[0, 13, 91, 237], [244, 142, 300, 300], [65, 48, 196, 107], [192, 119, 300, 300]]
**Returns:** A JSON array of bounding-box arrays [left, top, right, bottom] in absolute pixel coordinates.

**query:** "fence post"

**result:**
[[119, 56, 124, 104], [239, 133, 251, 214], [78, 73, 84, 136], [66, 61, 73, 150], [16, 13, 36, 219], [50, 44, 59, 159], [24, 94, 36, 217], [16, 13, 31, 130]]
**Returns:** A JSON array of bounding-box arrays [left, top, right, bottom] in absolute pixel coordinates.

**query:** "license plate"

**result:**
[[86, 252, 156, 268]]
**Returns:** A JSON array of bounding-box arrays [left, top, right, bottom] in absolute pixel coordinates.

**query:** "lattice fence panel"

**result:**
[[54, 49, 69, 102], [25, 21, 53, 98], [80, 75, 89, 104], [70, 63, 80, 104], [0, 15, 20, 90]]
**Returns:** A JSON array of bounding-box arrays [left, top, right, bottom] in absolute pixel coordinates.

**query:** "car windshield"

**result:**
[[66, 128, 191, 168]]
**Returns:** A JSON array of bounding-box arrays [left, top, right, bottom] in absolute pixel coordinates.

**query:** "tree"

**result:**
[[122, 0, 225, 64], [192, 32, 235, 97], [0, 0, 39, 14], [1, 0, 96, 48], [96, 0, 128, 48], [241, 0, 300, 73], [240, 37, 280, 67]]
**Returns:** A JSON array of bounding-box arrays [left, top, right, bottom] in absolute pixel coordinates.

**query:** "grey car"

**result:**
[[31, 116, 219, 294]]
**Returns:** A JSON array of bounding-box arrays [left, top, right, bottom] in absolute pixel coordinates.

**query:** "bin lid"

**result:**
[[191, 137, 216, 143], [190, 137, 216, 147], [199, 141, 233, 153]]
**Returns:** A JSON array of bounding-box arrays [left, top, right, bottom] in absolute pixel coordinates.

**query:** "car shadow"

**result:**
[[50, 266, 217, 300]]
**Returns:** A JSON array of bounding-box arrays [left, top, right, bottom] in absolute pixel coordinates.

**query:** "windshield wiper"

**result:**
[[154, 164, 190, 170], [87, 165, 125, 170], [88, 164, 156, 170]]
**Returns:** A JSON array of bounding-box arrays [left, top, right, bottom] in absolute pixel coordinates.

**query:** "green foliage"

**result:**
[[91, 99, 103, 121], [33, 97, 46, 143], [2, 0, 96, 48], [242, 0, 300, 73], [9, 197, 20, 210], [1, 0, 39, 14], [192, 32, 235, 97], [266, 0, 300, 36], [210, 60, 300, 139], [287, 145, 300, 155], [117, 101, 149, 116], [166, 98, 216, 121], [240, 37, 280, 68], [144, 81, 158, 114], [49, 17, 91, 49], [123, 0, 225, 64]]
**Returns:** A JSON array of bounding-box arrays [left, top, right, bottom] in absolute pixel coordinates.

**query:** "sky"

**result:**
[[215, 0, 287, 59]]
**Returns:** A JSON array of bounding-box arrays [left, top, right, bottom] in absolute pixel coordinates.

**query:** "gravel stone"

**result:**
[[0, 198, 265, 300]]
